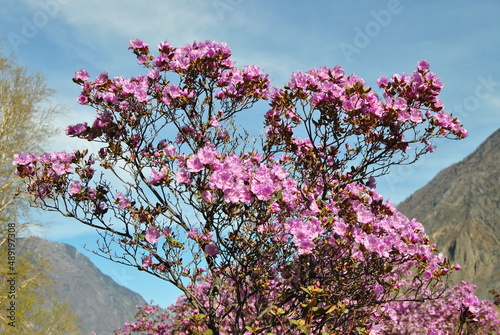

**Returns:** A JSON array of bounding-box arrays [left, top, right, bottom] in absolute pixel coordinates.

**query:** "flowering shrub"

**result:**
[[372, 281, 500, 334], [114, 304, 171, 335], [117, 281, 500, 335], [14, 39, 499, 334]]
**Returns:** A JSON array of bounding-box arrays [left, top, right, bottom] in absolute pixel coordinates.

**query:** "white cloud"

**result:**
[[28, 215, 97, 240], [50, 0, 219, 50]]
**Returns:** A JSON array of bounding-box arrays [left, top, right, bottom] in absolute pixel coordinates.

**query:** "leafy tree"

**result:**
[[0, 50, 82, 333], [14, 39, 500, 334], [0, 47, 58, 229], [0, 236, 82, 334]]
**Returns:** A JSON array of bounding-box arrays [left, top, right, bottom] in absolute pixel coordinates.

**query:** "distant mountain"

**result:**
[[398, 129, 500, 300], [18, 237, 146, 334]]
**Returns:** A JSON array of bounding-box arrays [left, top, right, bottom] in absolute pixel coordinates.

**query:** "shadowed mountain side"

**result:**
[[398, 129, 500, 300], [18, 237, 146, 335]]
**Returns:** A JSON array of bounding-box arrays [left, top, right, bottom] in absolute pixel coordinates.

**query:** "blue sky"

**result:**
[[2, 0, 500, 308]]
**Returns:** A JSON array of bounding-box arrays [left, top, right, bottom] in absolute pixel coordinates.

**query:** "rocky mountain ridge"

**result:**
[[18, 237, 146, 334], [398, 129, 500, 300]]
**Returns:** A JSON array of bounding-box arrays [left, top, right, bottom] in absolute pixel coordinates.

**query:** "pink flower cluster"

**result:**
[[372, 281, 500, 334], [215, 64, 271, 101], [115, 192, 131, 209], [66, 39, 273, 150], [346, 196, 445, 276], [207, 154, 292, 204], [14, 151, 76, 199], [14, 150, 104, 217], [161, 84, 194, 105], [185, 228, 219, 257], [14, 151, 75, 176], [285, 217, 324, 254], [175, 145, 299, 207], [115, 304, 171, 335], [266, 60, 467, 167], [150, 40, 233, 73]]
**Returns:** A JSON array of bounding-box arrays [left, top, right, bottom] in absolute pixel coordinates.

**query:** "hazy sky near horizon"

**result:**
[[2, 0, 500, 308]]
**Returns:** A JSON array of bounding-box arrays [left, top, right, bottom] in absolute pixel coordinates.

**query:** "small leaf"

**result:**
[[325, 304, 337, 314]]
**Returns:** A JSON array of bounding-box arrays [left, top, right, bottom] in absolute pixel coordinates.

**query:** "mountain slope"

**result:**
[[398, 129, 500, 300], [18, 237, 146, 334]]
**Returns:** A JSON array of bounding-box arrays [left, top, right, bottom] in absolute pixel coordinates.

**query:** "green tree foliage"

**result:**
[[0, 47, 58, 228], [0, 49, 82, 333], [0, 236, 82, 334]]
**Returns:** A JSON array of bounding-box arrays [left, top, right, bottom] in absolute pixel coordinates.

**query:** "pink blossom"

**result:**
[[66, 122, 88, 136], [409, 109, 423, 123], [186, 155, 204, 172], [142, 253, 153, 269], [201, 190, 213, 203], [129, 39, 149, 51], [376, 76, 389, 88], [426, 141, 436, 153], [74, 69, 90, 82], [209, 116, 220, 127], [122, 80, 137, 94], [186, 227, 199, 240], [367, 177, 377, 189], [158, 41, 173, 53], [204, 243, 219, 257], [175, 169, 192, 184], [13, 152, 37, 166], [68, 181, 82, 195], [116, 192, 131, 209], [76, 94, 88, 104], [250, 182, 274, 201], [162, 84, 188, 104], [145, 227, 160, 243], [147, 69, 160, 80], [149, 166, 169, 185], [332, 217, 348, 236], [269, 202, 281, 213], [87, 187, 96, 198], [51, 162, 72, 175], [95, 72, 109, 86], [417, 59, 431, 72], [373, 281, 385, 297], [163, 144, 177, 157], [197, 144, 218, 165], [271, 164, 287, 180]]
